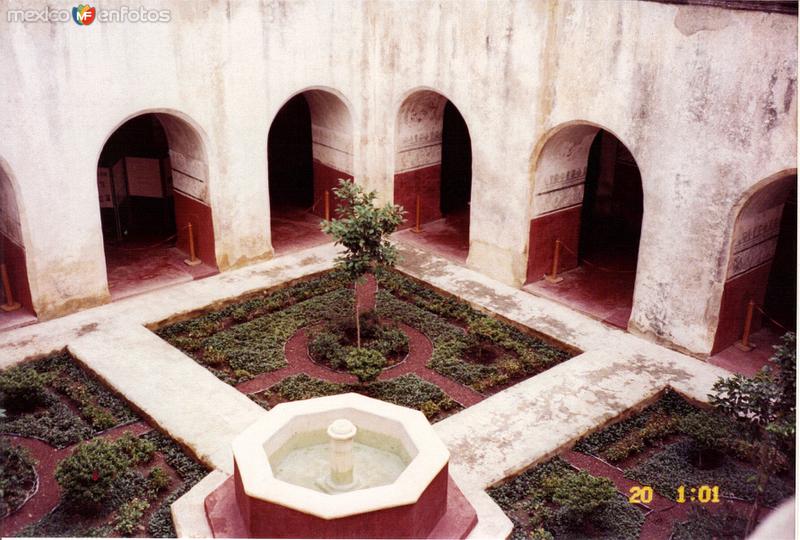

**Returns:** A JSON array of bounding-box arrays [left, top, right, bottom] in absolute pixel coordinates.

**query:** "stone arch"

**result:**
[[0, 157, 36, 324], [392, 88, 473, 262], [96, 110, 217, 299], [267, 87, 355, 254], [525, 121, 644, 329], [712, 169, 796, 353]]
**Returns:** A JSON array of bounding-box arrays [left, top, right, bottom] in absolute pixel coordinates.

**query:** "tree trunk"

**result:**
[[745, 440, 769, 535], [354, 285, 361, 349]]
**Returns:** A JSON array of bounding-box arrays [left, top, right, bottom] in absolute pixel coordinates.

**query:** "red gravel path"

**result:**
[[562, 450, 769, 539], [1, 421, 150, 536]]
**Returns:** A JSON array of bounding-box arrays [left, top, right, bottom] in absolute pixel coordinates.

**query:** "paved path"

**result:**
[[0, 241, 734, 538]]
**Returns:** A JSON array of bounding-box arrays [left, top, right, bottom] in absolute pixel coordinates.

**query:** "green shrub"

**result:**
[[346, 348, 386, 383], [55, 438, 130, 508], [147, 467, 171, 492], [528, 528, 554, 540], [114, 497, 149, 536], [679, 411, 733, 451], [419, 400, 440, 420], [0, 366, 52, 409], [309, 330, 349, 369], [115, 432, 156, 465], [81, 403, 118, 431], [547, 470, 617, 521], [372, 327, 409, 358]]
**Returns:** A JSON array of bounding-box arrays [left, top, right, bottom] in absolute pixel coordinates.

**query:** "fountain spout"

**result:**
[[320, 418, 359, 492]]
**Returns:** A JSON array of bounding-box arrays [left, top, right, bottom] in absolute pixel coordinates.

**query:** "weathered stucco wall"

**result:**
[[0, 0, 795, 354]]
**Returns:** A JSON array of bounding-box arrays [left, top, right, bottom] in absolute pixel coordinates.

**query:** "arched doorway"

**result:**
[[524, 124, 643, 329], [392, 91, 472, 263], [710, 172, 796, 369], [0, 161, 36, 330], [267, 89, 354, 254], [97, 112, 217, 300]]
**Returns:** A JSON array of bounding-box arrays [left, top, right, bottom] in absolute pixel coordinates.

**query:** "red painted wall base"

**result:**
[[394, 165, 442, 229], [312, 160, 352, 219], [173, 191, 217, 268], [1, 234, 33, 313], [204, 464, 477, 539], [712, 262, 771, 355], [526, 205, 582, 284]]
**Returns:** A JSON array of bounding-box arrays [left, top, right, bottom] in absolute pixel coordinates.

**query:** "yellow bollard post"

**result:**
[[544, 239, 564, 283], [412, 195, 423, 233], [0, 263, 21, 311], [735, 299, 756, 352], [183, 222, 202, 266], [324, 190, 331, 221]]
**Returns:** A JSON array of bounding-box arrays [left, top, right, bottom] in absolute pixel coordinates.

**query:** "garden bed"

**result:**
[[250, 372, 462, 423], [490, 390, 795, 540], [575, 391, 794, 506], [155, 268, 574, 396], [488, 456, 645, 540], [0, 353, 208, 538]]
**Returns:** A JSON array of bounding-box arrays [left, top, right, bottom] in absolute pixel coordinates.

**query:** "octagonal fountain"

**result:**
[[204, 393, 477, 538]]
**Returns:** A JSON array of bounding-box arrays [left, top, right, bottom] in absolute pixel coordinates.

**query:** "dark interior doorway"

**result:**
[[525, 129, 643, 329], [440, 102, 472, 216], [268, 94, 314, 210], [394, 97, 472, 263], [764, 195, 796, 331], [99, 115, 175, 242], [98, 113, 216, 300], [579, 131, 643, 272]]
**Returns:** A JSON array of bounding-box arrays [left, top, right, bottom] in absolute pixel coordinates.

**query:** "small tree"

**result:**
[[320, 179, 404, 348], [708, 332, 795, 535]]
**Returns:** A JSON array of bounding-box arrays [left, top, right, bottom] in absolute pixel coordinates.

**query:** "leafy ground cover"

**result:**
[[491, 390, 795, 539], [0, 353, 138, 448], [375, 269, 574, 393], [0, 353, 208, 538], [488, 456, 645, 540], [157, 268, 574, 394], [251, 373, 461, 422], [575, 391, 794, 506], [0, 440, 37, 518]]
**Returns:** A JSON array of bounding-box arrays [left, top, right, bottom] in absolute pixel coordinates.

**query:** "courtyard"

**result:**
[[2, 238, 792, 538], [0, 0, 796, 538]]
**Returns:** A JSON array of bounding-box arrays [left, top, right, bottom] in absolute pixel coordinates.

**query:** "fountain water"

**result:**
[[203, 393, 477, 538]]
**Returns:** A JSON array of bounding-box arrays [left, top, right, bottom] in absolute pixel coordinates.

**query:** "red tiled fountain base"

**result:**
[[204, 467, 477, 539]]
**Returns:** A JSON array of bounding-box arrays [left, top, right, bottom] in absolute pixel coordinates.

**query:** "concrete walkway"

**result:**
[[0, 240, 733, 538]]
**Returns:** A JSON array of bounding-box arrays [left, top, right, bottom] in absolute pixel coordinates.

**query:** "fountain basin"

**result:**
[[204, 393, 477, 538]]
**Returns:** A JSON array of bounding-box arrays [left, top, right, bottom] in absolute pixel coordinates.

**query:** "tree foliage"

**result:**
[[320, 179, 404, 282], [320, 179, 404, 347], [708, 332, 795, 534]]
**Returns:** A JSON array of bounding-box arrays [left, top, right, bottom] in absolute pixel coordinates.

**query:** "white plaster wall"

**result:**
[[0, 0, 795, 355]]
